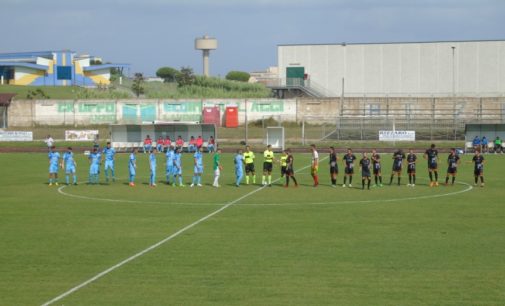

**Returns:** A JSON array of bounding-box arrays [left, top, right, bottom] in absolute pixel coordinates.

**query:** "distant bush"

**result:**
[[156, 67, 180, 83], [225, 71, 250, 82]]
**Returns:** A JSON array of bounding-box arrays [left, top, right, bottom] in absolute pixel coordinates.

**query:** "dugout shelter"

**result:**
[[110, 123, 216, 152], [464, 124, 505, 152]]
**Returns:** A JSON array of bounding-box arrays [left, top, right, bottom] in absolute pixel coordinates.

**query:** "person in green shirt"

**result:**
[[494, 136, 502, 153], [243, 145, 256, 185], [212, 148, 222, 187], [262, 145, 275, 187]]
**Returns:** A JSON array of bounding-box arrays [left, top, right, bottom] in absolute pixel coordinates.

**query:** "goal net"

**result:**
[[265, 126, 285, 151]]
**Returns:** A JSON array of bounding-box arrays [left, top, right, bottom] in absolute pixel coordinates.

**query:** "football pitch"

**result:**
[[1, 151, 504, 305]]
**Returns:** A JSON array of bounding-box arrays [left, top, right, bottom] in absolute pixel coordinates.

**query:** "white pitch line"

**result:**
[[41, 158, 323, 306]]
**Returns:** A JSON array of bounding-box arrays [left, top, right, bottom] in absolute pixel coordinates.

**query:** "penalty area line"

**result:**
[[41, 158, 324, 306]]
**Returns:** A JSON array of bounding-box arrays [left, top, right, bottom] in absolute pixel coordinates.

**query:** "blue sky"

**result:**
[[1, 0, 504, 76]]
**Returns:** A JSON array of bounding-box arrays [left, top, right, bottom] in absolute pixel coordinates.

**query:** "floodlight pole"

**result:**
[[245, 99, 248, 144], [451, 46, 456, 96]]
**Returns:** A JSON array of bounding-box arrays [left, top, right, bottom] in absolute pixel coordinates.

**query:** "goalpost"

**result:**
[[265, 126, 285, 151]]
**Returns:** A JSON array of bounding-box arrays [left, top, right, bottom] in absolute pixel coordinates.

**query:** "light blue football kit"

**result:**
[[103, 147, 116, 182], [149, 152, 157, 185], [165, 149, 175, 184], [63, 151, 77, 185], [88, 152, 101, 184], [129, 153, 136, 183], [48, 151, 60, 184], [235, 154, 244, 186], [192, 151, 203, 186]]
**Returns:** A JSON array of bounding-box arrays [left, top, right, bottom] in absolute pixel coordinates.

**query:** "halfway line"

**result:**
[[41, 158, 323, 306]]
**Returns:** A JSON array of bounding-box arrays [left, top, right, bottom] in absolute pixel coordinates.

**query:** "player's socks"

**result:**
[[452, 176, 455, 184], [367, 179, 371, 190], [374, 176, 378, 185], [198, 176, 202, 185], [429, 172, 433, 182], [474, 176, 478, 184], [349, 176, 353, 184], [268, 175, 272, 185], [343, 177, 347, 184], [445, 177, 449, 184], [253, 175, 256, 184], [66, 175, 70, 185], [379, 176, 383, 184], [292, 176, 298, 186], [397, 177, 401, 185], [434, 172, 438, 181], [389, 175, 394, 185], [412, 175, 415, 184], [408, 175, 412, 184], [111, 169, 115, 181], [73, 175, 77, 184], [362, 179, 365, 189], [285, 176, 290, 186], [314, 175, 319, 186], [246, 176, 250, 184], [262, 175, 266, 184], [178, 176, 183, 185], [480, 176, 484, 183]]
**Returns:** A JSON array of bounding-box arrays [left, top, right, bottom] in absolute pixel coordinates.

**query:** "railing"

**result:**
[[265, 78, 338, 98]]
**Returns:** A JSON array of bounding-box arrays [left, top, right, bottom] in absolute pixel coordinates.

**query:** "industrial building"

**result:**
[[275, 40, 505, 97], [0, 50, 128, 87]]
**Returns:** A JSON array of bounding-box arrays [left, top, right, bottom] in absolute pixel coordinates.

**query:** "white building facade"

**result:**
[[277, 40, 505, 97]]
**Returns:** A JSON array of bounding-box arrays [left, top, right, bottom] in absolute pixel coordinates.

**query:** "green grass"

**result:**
[[0, 84, 130, 99], [1, 152, 504, 305]]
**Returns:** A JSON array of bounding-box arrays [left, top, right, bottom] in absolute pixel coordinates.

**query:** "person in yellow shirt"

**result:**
[[280, 149, 288, 178], [243, 145, 256, 185], [262, 144, 275, 186]]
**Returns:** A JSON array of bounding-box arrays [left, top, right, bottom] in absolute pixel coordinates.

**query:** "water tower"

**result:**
[[195, 35, 218, 77]]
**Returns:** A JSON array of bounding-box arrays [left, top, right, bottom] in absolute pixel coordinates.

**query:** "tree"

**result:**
[[176, 66, 196, 87], [131, 73, 145, 97], [225, 71, 251, 82], [156, 67, 180, 83]]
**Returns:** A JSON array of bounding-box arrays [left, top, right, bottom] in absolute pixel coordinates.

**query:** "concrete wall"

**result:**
[[278, 40, 505, 96], [7, 98, 505, 127]]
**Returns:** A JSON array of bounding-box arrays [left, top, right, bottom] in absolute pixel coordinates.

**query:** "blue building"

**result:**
[[0, 50, 128, 87]]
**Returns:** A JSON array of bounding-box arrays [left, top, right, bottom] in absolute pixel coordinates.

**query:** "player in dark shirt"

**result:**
[[329, 146, 338, 187], [424, 143, 439, 187], [342, 148, 357, 187], [471, 150, 485, 187], [445, 148, 461, 186], [406, 149, 417, 187], [359, 152, 372, 190], [389, 149, 405, 186], [371, 149, 383, 187], [284, 149, 298, 187]]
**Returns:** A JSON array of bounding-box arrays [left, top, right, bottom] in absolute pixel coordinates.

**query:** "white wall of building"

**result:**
[[278, 40, 505, 96]]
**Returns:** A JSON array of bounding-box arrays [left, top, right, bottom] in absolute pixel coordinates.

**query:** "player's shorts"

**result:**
[[407, 165, 416, 174], [345, 166, 354, 175], [214, 168, 220, 176], [373, 164, 381, 175], [245, 163, 255, 174], [447, 167, 457, 175], [330, 166, 339, 175], [263, 162, 273, 172], [428, 162, 438, 170], [474, 168, 483, 176], [362, 170, 371, 177], [104, 160, 114, 170], [235, 168, 243, 177], [286, 167, 294, 176], [89, 164, 99, 175], [49, 164, 59, 174], [311, 166, 319, 175], [194, 165, 203, 174], [175, 166, 182, 175], [281, 166, 287, 176], [65, 166, 76, 174], [166, 165, 174, 174], [392, 165, 402, 173]]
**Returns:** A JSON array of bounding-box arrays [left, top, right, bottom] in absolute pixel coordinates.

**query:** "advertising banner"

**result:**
[[65, 130, 99, 141], [379, 130, 415, 141], [0, 131, 33, 141]]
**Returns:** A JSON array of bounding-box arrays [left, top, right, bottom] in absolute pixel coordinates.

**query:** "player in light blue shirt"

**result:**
[[88, 148, 102, 184], [173, 148, 184, 187], [191, 147, 204, 187], [48, 146, 61, 186], [234, 149, 244, 187], [129, 148, 137, 186], [62, 147, 77, 185], [149, 148, 157, 187], [165, 146, 175, 185], [102, 142, 116, 183]]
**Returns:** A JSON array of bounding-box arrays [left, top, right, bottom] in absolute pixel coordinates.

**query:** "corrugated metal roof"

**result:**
[[83, 64, 130, 71], [278, 39, 505, 47]]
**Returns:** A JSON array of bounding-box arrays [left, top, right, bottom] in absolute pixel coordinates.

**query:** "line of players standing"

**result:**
[[47, 142, 486, 189]]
